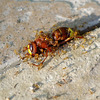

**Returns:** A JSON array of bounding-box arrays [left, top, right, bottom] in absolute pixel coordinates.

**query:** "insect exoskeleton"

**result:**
[[27, 42, 37, 56]]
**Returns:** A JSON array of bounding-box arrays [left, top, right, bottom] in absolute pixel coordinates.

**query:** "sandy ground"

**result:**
[[0, 0, 100, 100]]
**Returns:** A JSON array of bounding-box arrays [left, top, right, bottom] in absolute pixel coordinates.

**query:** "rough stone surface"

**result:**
[[0, 0, 100, 100]]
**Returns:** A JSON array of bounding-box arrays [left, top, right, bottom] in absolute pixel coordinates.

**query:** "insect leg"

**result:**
[[59, 37, 72, 45]]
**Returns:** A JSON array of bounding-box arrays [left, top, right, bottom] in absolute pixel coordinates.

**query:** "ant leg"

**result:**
[[21, 53, 31, 62], [52, 41, 58, 47], [41, 50, 48, 64], [31, 50, 48, 70], [38, 50, 48, 70], [59, 35, 84, 46], [59, 37, 72, 45]]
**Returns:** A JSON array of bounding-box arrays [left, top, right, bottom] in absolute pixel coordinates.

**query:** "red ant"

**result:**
[[22, 27, 83, 69]]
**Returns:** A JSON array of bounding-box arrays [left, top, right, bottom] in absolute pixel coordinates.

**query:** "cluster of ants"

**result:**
[[22, 27, 83, 69]]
